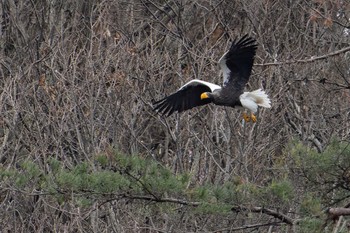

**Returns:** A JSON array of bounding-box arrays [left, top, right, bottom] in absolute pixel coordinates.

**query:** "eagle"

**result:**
[[153, 35, 271, 122]]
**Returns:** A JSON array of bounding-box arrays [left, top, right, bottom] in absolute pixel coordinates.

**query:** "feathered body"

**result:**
[[153, 35, 271, 121]]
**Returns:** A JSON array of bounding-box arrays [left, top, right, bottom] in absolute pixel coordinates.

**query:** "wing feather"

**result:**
[[218, 35, 257, 89], [153, 80, 221, 116]]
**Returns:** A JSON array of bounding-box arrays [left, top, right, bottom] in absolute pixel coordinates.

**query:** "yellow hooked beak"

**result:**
[[200, 93, 209, 100]]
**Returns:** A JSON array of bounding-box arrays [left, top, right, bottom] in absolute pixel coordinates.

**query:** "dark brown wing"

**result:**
[[153, 80, 221, 116], [219, 35, 257, 90]]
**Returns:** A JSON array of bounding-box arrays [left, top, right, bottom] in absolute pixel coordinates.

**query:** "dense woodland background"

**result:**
[[1, 0, 350, 232]]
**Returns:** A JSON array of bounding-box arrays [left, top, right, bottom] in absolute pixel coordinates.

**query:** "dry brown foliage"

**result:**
[[0, 0, 349, 232]]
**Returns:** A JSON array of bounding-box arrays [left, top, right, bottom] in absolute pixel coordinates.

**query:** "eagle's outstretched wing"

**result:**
[[218, 35, 257, 90], [153, 80, 221, 116]]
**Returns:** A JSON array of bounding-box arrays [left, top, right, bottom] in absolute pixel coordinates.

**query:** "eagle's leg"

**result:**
[[251, 113, 257, 123], [243, 112, 250, 122]]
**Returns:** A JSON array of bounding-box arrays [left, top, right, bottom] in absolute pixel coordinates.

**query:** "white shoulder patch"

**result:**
[[179, 79, 221, 92]]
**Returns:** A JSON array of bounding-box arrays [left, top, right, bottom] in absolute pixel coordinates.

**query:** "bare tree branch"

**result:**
[[327, 208, 350, 221], [256, 46, 350, 67], [215, 221, 284, 232], [120, 193, 200, 206], [232, 206, 295, 225]]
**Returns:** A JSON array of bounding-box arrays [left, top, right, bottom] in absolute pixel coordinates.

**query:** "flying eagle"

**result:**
[[153, 35, 271, 122]]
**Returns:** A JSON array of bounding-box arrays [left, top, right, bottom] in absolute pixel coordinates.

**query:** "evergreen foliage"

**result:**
[[288, 140, 350, 232], [0, 149, 295, 210], [290, 140, 350, 206], [0, 140, 349, 232]]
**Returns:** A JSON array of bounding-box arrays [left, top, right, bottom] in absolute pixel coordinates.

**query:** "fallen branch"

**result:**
[[232, 206, 295, 225], [327, 207, 350, 221]]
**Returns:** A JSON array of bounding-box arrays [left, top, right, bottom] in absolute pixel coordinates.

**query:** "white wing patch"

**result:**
[[218, 51, 230, 86], [178, 79, 221, 92]]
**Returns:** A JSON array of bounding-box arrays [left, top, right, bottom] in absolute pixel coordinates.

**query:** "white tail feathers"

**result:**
[[249, 89, 271, 108], [239, 89, 271, 113]]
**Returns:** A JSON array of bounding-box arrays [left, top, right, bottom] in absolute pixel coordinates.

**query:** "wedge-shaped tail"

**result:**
[[239, 89, 271, 113]]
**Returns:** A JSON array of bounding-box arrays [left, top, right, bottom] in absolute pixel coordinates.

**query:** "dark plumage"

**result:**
[[153, 35, 271, 121], [153, 80, 214, 116]]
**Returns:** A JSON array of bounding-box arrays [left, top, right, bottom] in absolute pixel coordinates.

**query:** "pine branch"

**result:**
[[232, 206, 295, 225], [256, 46, 350, 67], [215, 221, 283, 232], [116, 193, 297, 226], [120, 193, 200, 206]]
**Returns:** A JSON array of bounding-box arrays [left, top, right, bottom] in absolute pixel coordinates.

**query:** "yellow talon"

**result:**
[[243, 112, 250, 122], [251, 113, 257, 123]]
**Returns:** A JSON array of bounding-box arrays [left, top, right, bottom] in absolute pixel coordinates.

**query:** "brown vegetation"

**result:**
[[1, 0, 349, 232]]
